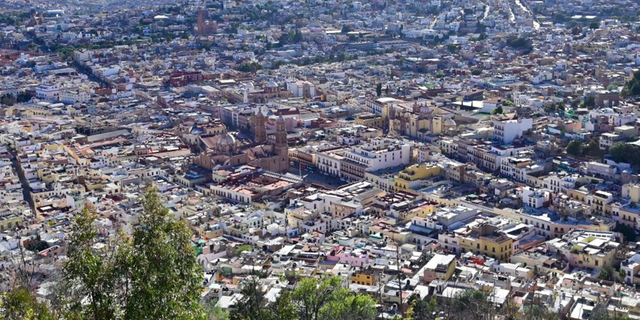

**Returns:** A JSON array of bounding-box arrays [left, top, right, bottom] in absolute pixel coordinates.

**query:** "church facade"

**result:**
[[194, 107, 289, 173]]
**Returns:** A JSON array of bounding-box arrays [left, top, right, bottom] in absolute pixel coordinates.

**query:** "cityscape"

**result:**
[[1, 0, 640, 319]]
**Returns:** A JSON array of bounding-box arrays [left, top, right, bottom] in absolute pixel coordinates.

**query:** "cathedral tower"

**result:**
[[275, 116, 287, 148], [252, 106, 267, 144]]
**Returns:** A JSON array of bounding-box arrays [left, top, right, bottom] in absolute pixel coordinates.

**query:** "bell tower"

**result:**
[[252, 106, 267, 144], [274, 116, 289, 172], [275, 116, 287, 147]]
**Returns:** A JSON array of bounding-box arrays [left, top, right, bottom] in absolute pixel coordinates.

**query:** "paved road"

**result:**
[[8, 147, 35, 213], [73, 60, 111, 88]]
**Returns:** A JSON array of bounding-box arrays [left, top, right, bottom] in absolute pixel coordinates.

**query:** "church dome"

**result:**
[[444, 118, 456, 127], [214, 132, 236, 147], [266, 81, 278, 88]]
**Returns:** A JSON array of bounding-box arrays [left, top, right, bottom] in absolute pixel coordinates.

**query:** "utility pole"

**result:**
[[396, 242, 403, 317]]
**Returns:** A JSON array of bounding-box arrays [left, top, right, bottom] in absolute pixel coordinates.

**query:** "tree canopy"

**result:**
[[229, 275, 377, 320], [609, 142, 640, 166], [622, 71, 640, 97], [59, 187, 206, 320], [0, 287, 56, 320]]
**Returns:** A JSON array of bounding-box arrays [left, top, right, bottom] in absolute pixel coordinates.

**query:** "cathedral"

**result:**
[[194, 107, 290, 173], [195, 9, 217, 36]]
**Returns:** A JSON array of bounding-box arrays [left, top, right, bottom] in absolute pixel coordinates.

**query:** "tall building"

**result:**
[[340, 138, 411, 181], [252, 106, 268, 144], [272, 116, 290, 172], [196, 9, 217, 36], [275, 116, 287, 148], [493, 118, 533, 143], [195, 106, 288, 173]]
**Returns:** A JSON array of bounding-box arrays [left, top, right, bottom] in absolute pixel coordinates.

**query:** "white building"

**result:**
[[35, 84, 63, 101], [543, 173, 577, 195], [60, 89, 90, 104], [493, 118, 533, 143], [343, 138, 411, 172], [316, 150, 344, 177], [520, 186, 549, 208], [286, 80, 316, 98], [587, 108, 637, 128]]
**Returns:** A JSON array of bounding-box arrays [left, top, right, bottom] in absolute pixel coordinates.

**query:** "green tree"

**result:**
[[291, 276, 344, 320], [323, 294, 377, 320], [444, 290, 492, 320], [589, 303, 631, 320], [407, 295, 438, 320], [599, 266, 613, 281], [0, 94, 16, 106], [552, 13, 569, 23], [571, 26, 582, 35], [62, 207, 120, 320], [230, 275, 375, 320], [609, 143, 640, 165], [206, 305, 229, 320], [236, 62, 262, 73], [268, 290, 298, 320], [491, 105, 503, 115], [501, 298, 520, 320], [615, 223, 637, 242], [622, 71, 640, 97], [583, 138, 604, 158], [124, 187, 205, 320], [290, 275, 376, 320], [0, 287, 56, 320], [234, 244, 253, 256], [619, 269, 628, 282], [230, 278, 270, 320], [582, 95, 596, 108], [25, 235, 49, 252], [506, 36, 533, 54], [341, 25, 354, 34], [229, 279, 297, 320], [376, 83, 382, 97], [566, 140, 584, 156]]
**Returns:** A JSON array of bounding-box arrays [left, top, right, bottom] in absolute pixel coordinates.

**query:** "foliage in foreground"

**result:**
[[229, 275, 377, 320], [2, 187, 206, 320]]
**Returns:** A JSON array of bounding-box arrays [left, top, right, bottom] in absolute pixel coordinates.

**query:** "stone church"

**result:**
[[194, 107, 290, 173]]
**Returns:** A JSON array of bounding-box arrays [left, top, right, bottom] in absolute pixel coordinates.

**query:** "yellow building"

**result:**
[[423, 254, 456, 283], [458, 224, 514, 261], [0, 213, 23, 231], [286, 206, 319, 229], [394, 163, 441, 192], [203, 224, 224, 239], [407, 202, 438, 218], [355, 113, 385, 129], [351, 271, 375, 286]]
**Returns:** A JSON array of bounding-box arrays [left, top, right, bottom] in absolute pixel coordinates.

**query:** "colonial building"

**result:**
[[194, 107, 289, 173]]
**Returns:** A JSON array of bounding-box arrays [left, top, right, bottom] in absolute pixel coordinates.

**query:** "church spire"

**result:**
[[252, 106, 267, 144], [275, 116, 287, 147]]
